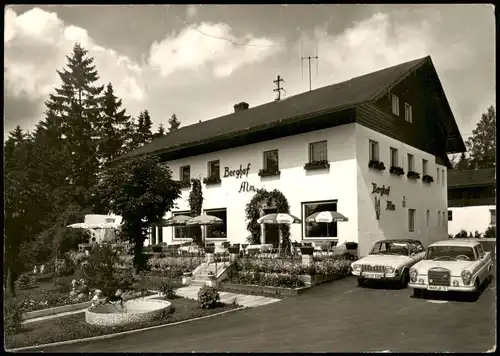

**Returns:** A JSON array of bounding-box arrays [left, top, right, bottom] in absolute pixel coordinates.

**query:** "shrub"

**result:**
[[80, 245, 121, 297], [4, 298, 24, 335], [16, 273, 35, 290], [197, 285, 220, 309], [54, 255, 75, 277], [53, 275, 75, 293], [152, 245, 163, 253], [115, 268, 136, 292], [158, 280, 177, 299]]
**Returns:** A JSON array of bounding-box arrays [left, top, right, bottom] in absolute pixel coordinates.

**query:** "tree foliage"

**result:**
[[168, 113, 181, 132], [188, 178, 204, 245], [92, 156, 181, 271], [451, 105, 495, 170]]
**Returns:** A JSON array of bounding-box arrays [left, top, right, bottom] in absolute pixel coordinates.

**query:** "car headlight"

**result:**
[[410, 268, 418, 282], [385, 266, 395, 274], [461, 270, 472, 285], [352, 264, 362, 271]]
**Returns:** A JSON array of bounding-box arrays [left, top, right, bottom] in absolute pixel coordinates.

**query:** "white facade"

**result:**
[[151, 123, 449, 257], [448, 205, 496, 236]]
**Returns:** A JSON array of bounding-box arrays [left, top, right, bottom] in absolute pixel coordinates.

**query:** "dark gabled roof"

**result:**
[[448, 168, 496, 188], [114, 55, 464, 162]]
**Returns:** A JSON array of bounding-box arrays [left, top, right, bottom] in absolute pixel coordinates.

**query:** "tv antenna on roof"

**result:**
[[273, 75, 285, 102], [301, 39, 319, 92]]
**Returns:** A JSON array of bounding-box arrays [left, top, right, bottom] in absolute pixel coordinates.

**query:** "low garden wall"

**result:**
[[23, 291, 145, 320]]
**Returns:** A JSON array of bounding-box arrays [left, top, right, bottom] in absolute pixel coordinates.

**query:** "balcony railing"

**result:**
[[448, 197, 496, 208]]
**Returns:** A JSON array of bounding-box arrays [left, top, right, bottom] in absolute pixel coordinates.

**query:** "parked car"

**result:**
[[351, 239, 426, 288], [409, 239, 494, 300]]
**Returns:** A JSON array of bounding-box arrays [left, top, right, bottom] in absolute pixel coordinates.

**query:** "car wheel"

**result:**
[[399, 270, 409, 289], [413, 288, 423, 298], [470, 279, 481, 302], [357, 278, 367, 287]]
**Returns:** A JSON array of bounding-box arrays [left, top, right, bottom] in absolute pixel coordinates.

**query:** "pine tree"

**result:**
[[168, 113, 181, 132], [466, 105, 496, 169], [45, 43, 104, 200], [153, 124, 165, 139], [136, 110, 153, 146], [98, 82, 131, 161], [456, 152, 470, 171]]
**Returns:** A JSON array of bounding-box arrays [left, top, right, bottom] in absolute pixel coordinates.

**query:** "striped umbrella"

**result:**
[[305, 211, 348, 238], [186, 215, 224, 226], [154, 215, 192, 226], [305, 211, 348, 223], [257, 213, 302, 224]]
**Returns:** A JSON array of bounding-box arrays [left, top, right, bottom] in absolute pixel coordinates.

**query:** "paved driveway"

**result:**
[[35, 275, 496, 353]]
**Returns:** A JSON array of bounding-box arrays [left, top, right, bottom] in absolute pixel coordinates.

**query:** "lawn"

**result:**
[[6, 297, 239, 350]]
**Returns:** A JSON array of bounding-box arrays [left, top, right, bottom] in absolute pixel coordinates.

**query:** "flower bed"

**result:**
[[225, 258, 352, 293], [5, 298, 239, 350]]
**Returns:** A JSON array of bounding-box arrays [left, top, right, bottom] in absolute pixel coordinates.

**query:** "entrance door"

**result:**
[[263, 208, 280, 248]]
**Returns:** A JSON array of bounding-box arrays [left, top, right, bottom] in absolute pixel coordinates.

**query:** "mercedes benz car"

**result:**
[[351, 239, 426, 288], [408, 240, 494, 300]]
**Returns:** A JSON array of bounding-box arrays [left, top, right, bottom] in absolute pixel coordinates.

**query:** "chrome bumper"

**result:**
[[408, 283, 476, 292]]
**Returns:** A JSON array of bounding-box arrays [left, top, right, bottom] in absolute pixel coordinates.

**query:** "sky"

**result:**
[[4, 4, 496, 144]]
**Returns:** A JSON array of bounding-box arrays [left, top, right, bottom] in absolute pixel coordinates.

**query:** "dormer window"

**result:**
[[391, 95, 400, 116], [405, 103, 412, 123]]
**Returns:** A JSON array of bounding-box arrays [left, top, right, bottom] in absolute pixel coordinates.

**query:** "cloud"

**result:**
[[4, 6, 147, 129], [297, 12, 473, 86], [148, 22, 284, 78], [186, 5, 198, 20]]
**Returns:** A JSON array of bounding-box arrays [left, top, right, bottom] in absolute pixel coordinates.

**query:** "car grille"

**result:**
[[428, 268, 451, 286], [361, 265, 385, 273]]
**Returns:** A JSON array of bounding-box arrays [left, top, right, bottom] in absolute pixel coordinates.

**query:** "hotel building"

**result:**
[[118, 56, 466, 257]]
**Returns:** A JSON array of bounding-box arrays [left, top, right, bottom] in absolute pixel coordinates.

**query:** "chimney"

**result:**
[[234, 102, 249, 112]]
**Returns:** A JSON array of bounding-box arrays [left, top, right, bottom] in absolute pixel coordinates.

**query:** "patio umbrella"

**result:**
[[154, 215, 192, 226], [186, 215, 224, 226], [257, 213, 301, 224], [187, 215, 224, 243], [67, 222, 90, 229], [257, 213, 301, 255], [305, 211, 348, 223], [305, 211, 348, 238]]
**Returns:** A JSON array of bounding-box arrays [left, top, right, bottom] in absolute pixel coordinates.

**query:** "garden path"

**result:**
[[174, 285, 281, 308]]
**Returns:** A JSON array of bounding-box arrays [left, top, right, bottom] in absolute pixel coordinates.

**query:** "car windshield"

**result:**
[[424, 246, 476, 261], [370, 242, 409, 256]]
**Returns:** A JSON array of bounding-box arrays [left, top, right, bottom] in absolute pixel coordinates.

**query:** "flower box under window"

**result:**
[[422, 174, 434, 183], [407, 171, 421, 180], [389, 166, 405, 176], [304, 160, 330, 170], [258, 168, 281, 177], [179, 180, 191, 188], [368, 160, 386, 171], [203, 176, 221, 185]]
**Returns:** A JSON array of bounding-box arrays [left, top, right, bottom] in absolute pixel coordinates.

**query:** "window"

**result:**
[[407, 154, 414, 172], [208, 160, 220, 179], [426, 210, 430, 227], [490, 209, 496, 226], [263, 150, 279, 171], [157, 226, 163, 244], [408, 209, 416, 232], [390, 147, 398, 167], [442, 170, 445, 185], [309, 141, 327, 162], [369, 140, 379, 161], [173, 211, 193, 239], [437, 168, 440, 183], [205, 208, 227, 239], [391, 95, 400, 116], [303, 200, 338, 238], [477, 244, 485, 258], [422, 159, 428, 176], [405, 103, 412, 123], [448, 210, 453, 221], [437, 211, 440, 226], [180, 165, 190, 182]]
